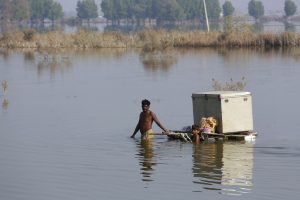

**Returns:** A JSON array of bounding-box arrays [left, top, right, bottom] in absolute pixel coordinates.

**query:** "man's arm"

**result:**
[[151, 112, 169, 133], [131, 114, 141, 138], [131, 123, 140, 138]]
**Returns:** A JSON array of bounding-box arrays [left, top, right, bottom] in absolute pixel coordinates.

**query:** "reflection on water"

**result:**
[[136, 139, 156, 184], [284, 22, 296, 32], [192, 142, 223, 191], [24, 51, 35, 62], [133, 138, 254, 195], [221, 143, 254, 195], [1, 80, 8, 111], [1, 98, 9, 111], [1, 48, 298, 80], [216, 47, 300, 66], [0, 49, 10, 60], [20, 51, 74, 78], [192, 142, 254, 195], [36, 53, 72, 77], [1, 47, 300, 200], [140, 51, 178, 72], [17, 49, 132, 79]]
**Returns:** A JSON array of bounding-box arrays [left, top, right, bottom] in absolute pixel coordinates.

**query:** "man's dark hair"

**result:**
[[192, 124, 200, 130], [141, 99, 150, 106]]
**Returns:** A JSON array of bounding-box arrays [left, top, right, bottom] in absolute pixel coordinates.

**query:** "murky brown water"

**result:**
[[1, 47, 300, 200]]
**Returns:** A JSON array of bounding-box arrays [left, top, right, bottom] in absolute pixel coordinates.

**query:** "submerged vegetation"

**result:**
[[1, 29, 300, 50]]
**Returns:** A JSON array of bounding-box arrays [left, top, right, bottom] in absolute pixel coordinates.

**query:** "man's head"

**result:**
[[141, 99, 150, 112], [192, 124, 200, 134], [192, 124, 199, 130]]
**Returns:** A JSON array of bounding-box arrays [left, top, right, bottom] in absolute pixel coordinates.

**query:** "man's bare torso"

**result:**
[[139, 110, 153, 134]]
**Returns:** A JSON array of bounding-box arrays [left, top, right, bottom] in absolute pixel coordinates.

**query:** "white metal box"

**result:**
[[192, 91, 253, 133]]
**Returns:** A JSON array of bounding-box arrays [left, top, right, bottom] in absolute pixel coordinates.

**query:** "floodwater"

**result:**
[[0, 47, 300, 200]]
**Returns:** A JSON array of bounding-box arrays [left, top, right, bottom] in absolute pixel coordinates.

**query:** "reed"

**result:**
[[212, 77, 247, 91], [1, 29, 300, 49], [1, 80, 8, 95]]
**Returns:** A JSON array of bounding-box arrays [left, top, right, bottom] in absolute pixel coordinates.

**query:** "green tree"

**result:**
[[12, 0, 30, 21], [76, 0, 98, 22], [0, 0, 13, 20], [100, 0, 221, 23], [184, 0, 204, 20], [248, 0, 264, 21], [101, 0, 128, 23], [112, 0, 127, 22], [177, 0, 221, 21], [152, 0, 184, 23], [29, 0, 44, 21], [177, 0, 195, 20], [222, 0, 235, 17], [206, 0, 221, 20], [101, 0, 114, 21], [144, 0, 154, 21], [1, 0, 62, 22], [284, 0, 297, 18], [130, 0, 148, 23], [48, 1, 63, 22], [29, 0, 59, 22]]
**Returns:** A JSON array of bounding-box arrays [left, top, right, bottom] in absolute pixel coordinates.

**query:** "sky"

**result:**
[[58, 0, 300, 15], [57, 0, 102, 15]]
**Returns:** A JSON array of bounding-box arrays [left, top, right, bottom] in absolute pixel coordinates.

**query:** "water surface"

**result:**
[[1, 47, 300, 200]]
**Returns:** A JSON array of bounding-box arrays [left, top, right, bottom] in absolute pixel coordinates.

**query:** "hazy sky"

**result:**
[[58, 0, 300, 15], [57, 0, 102, 13]]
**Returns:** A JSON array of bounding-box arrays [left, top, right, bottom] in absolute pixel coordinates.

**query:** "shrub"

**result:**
[[23, 29, 36, 41], [212, 77, 246, 91]]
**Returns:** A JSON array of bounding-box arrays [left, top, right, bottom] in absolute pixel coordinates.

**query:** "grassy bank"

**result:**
[[1, 29, 300, 50]]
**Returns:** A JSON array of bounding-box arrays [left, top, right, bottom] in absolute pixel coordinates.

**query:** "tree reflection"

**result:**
[[284, 22, 296, 32], [140, 50, 178, 72], [24, 51, 35, 62], [2, 98, 9, 111], [34, 53, 72, 78], [0, 49, 10, 60], [217, 46, 300, 63]]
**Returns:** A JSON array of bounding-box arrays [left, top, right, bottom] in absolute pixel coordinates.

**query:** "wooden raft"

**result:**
[[167, 131, 257, 142]]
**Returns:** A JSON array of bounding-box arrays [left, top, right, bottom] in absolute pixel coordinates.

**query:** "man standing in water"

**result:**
[[131, 99, 169, 139]]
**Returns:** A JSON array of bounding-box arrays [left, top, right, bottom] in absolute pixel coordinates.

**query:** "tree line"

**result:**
[[101, 0, 298, 23], [100, 0, 221, 24], [0, 0, 63, 22], [248, 0, 297, 20], [0, 0, 298, 24], [100, 0, 298, 24]]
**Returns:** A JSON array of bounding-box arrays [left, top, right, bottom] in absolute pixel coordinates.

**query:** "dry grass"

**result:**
[[212, 77, 247, 91], [1, 29, 300, 50]]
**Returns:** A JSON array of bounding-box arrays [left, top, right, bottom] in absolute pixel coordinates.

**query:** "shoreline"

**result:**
[[1, 29, 300, 50]]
